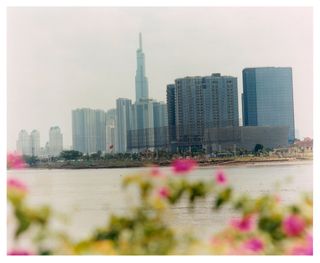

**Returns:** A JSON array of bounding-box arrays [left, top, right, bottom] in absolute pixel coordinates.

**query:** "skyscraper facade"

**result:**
[[95, 110, 107, 152], [153, 101, 168, 128], [174, 76, 204, 149], [16, 129, 41, 156], [203, 74, 239, 128], [242, 67, 295, 143], [16, 130, 31, 156], [72, 108, 106, 154], [49, 126, 63, 157], [115, 99, 132, 153], [167, 73, 239, 151], [106, 109, 116, 153], [128, 99, 155, 151], [166, 84, 176, 150], [131, 99, 155, 131], [153, 101, 168, 149], [135, 33, 149, 102], [30, 130, 40, 156]]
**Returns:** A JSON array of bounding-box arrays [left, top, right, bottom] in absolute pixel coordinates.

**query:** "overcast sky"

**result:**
[[7, 7, 313, 150]]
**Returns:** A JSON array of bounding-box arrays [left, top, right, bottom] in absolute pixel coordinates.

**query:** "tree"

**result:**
[[90, 151, 102, 160], [23, 155, 39, 166], [254, 144, 264, 154], [59, 150, 83, 160]]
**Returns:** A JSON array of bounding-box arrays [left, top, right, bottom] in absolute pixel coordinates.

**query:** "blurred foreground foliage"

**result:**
[[7, 157, 312, 255]]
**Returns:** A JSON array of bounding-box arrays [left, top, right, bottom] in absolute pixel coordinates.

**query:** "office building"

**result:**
[[30, 130, 40, 157], [153, 101, 168, 149], [203, 74, 239, 128], [16, 130, 31, 156], [49, 126, 63, 157], [166, 84, 177, 151], [95, 110, 107, 152], [45, 142, 50, 157], [167, 73, 239, 151], [115, 99, 132, 153], [153, 101, 168, 128], [128, 99, 155, 152], [242, 67, 295, 143], [16, 129, 40, 157], [72, 108, 106, 154]]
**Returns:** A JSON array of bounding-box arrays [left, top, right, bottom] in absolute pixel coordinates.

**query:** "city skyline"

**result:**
[[7, 7, 313, 150]]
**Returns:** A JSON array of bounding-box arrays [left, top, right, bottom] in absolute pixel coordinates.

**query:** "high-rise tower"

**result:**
[[242, 67, 295, 143], [166, 73, 239, 151], [72, 108, 106, 154], [16, 130, 31, 156], [115, 99, 132, 153], [49, 126, 63, 157], [135, 33, 149, 102], [30, 130, 40, 157]]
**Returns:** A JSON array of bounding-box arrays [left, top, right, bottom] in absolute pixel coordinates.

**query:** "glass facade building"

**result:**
[[242, 67, 295, 143]]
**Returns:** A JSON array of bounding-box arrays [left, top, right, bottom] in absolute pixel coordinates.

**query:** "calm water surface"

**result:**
[[8, 161, 313, 242]]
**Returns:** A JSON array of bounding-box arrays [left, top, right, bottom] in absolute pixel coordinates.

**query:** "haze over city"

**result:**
[[7, 7, 313, 151]]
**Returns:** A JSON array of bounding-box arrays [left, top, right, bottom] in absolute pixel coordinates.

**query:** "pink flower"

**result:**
[[291, 245, 313, 255], [282, 214, 305, 237], [7, 178, 28, 193], [7, 249, 33, 255], [158, 187, 170, 198], [274, 194, 281, 203], [215, 170, 227, 185], [171, 159, 197, 174], [150, 165, 162, 177], [290, 234, 313, 255], [7, 153, 26, 169], [231, 215, 255, 232], [244, 238, 264, 252]]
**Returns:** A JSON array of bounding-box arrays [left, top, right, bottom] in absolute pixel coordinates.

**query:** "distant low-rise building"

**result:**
[[285, 137, 313, 158], [293, 137, 313, 150], [204, 126, 289, 152]]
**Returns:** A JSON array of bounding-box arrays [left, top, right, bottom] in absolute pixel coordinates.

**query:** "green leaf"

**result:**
[[214, 187, 232, 209], [14, 208, 31, 238], [258, 215, 285, 241]]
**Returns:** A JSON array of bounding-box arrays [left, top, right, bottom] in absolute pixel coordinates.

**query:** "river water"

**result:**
[[7, 160, 313, 246]]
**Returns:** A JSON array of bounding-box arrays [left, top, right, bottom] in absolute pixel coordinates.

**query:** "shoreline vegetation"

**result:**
[[28, 156, 312, 170]]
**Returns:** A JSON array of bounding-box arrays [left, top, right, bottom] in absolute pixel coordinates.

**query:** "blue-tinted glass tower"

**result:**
[[242, 67, 295, 143]]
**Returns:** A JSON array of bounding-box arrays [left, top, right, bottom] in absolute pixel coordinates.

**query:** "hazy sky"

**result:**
[[7, 7, 313, 150]]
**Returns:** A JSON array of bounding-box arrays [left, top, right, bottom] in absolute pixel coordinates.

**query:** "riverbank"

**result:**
[[28, 156, 312, 169]]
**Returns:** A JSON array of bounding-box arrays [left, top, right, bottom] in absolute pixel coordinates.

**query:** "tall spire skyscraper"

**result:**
[[135, 32, 149, 102]]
